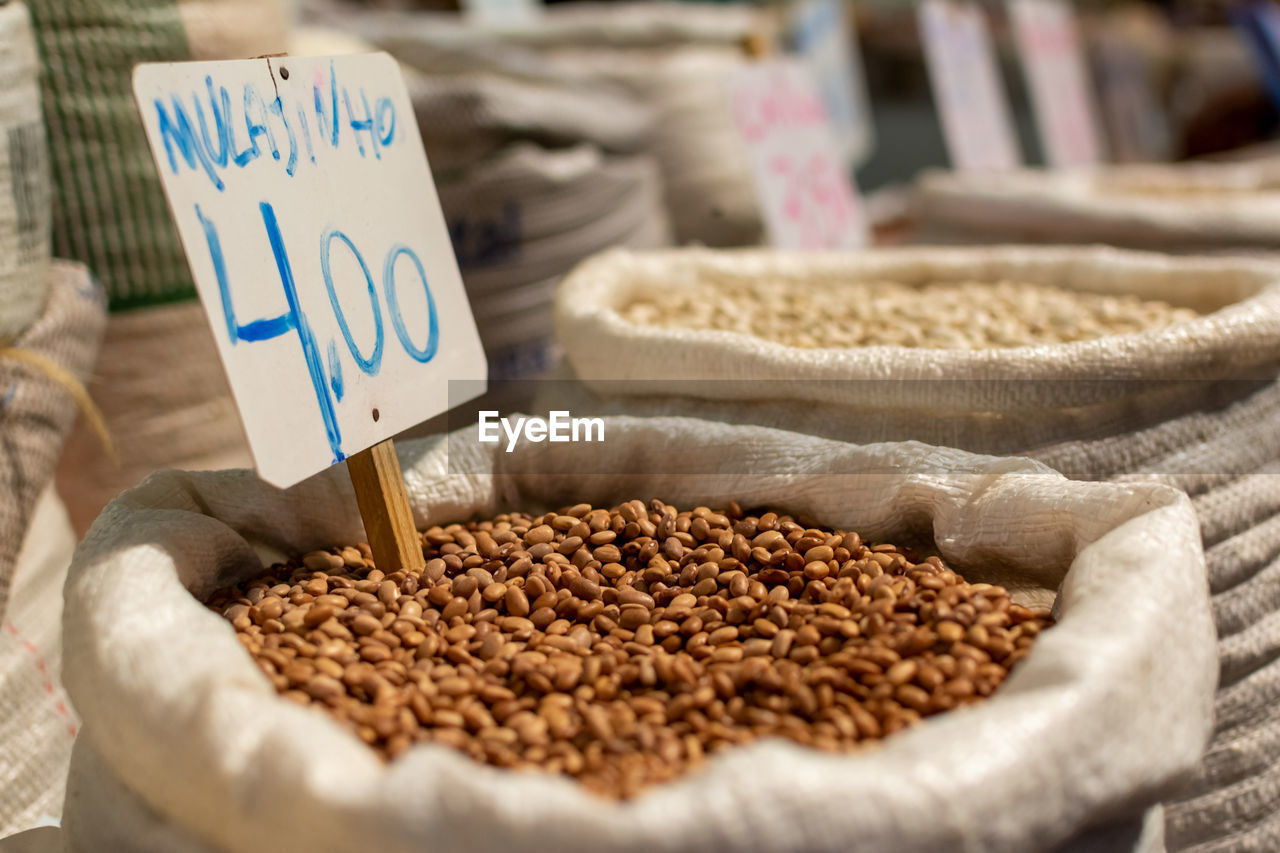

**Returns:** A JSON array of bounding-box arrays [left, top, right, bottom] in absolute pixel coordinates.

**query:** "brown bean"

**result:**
[[212, 500, 1051, 802]]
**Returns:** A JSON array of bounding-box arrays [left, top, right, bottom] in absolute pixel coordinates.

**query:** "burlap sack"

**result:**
[[551, 246, 1280, 852], [27, 0, 291, 311], [0, 486, 79, 838], [60, 418, 1213, 852], [911, 160, 1280, 252], [0, 3, 49, 343]]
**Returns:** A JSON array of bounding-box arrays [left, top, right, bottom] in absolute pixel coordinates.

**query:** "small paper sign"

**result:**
[[1008, 0, 1104, 168], [918, 0, 1021, 172], [789, 0, 875, 167], [729, 60, 868, 250], [133, 53, 487, 488]]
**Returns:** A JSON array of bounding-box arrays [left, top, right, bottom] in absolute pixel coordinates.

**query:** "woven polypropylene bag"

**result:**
[[552, 246, 1280, 852], [910, 161, 1280, 252], [0, 3, 49, 343], [26, 0, 290, 311], [0, 261, 105, 619], [323, 3, 765, 248], [438, 143, 670, 380], [0, 486, 79, 838], [0, 261, 103, 836], [59, 417, 1214, 853]]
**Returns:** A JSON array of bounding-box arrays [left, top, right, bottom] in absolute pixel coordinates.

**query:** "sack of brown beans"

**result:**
[[911, 160, 1280, 252], [552, 245, 1280, 851], [58, 418, 1213, 852]]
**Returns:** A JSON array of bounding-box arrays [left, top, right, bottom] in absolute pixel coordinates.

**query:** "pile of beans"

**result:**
[[619, 279, 1197, 348], [210, 500, 1052, 798]]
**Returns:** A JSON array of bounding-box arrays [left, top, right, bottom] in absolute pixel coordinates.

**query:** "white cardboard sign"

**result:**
[[918, 0, 1021, 172], [729, 61, 868, 250], [133, 54, 487, 488], [789, 0, 875, 167], [1008, 0, 1103, 169]]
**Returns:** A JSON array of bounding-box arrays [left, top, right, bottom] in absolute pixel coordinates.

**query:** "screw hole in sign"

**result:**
[[372, 408, 380, 422], [279, 66, 290, 80]]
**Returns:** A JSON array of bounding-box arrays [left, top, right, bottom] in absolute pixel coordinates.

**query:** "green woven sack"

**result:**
[[28, 0, 289, 311]]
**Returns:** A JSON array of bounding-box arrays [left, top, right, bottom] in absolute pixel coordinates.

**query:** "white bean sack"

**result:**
[[911, 161, 1280, 252], [60, 418, 1214, 853], [555, 246, 1280, 400]]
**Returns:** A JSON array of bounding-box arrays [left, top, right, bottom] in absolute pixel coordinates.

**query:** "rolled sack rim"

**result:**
[[553, 245, 1280, 410]]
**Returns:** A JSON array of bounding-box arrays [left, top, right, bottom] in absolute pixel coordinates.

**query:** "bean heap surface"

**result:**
[[210, 500, 1052, 798], [619, 279, 1197, 348]]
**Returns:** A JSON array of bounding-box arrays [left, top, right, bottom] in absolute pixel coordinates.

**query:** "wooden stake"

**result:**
[[347, 438, 425, 574]]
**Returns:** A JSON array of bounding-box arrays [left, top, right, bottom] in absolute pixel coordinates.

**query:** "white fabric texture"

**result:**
[[312, 1, 765, 248], [555, 246, 1280, 398], [438, 144, 670, 380], [551, 246, 1280, 852], [911, 161, 1280, 252], [0, 3, 49, 343], [0, 486, 78, 837], [60, 418, 1214, 853]]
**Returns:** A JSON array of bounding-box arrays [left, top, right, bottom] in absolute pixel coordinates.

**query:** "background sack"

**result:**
[[60, 418, 1214, 853], [316, 0, 766, 248], [0, 3, 50, 344], [0, 261, 104, 838], [0, 486, 79, 839], [32, 0, 290, 532], [437, 143, 670, 381], [0, 262, 105, 618], [910, 160, 1280, 252], [26, 0, 292, 310], [551, 246, 1280, 852]]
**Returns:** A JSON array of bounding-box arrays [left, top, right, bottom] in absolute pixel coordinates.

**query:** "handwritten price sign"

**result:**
[[918, 0, 1021, 172], [729, 61, 868, 250], [134, 54, 486, 488], [1008, 0, 1103, 169]]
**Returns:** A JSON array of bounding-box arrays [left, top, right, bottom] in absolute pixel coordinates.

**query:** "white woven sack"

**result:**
[[539, 47, 761, 247], [60, 418, 1214, 853], [439, 144, 669, 380], [911, 161, 1280, 251], [0, 486, 79, 837], [0, 3, 49, 343], [556, 246, 1280, 403], [319, 2, 763, 248]]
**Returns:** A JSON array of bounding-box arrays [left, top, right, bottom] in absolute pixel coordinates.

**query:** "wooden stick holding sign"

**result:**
[[132, 53, 487, 571], [348, 439, 423, 573]]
